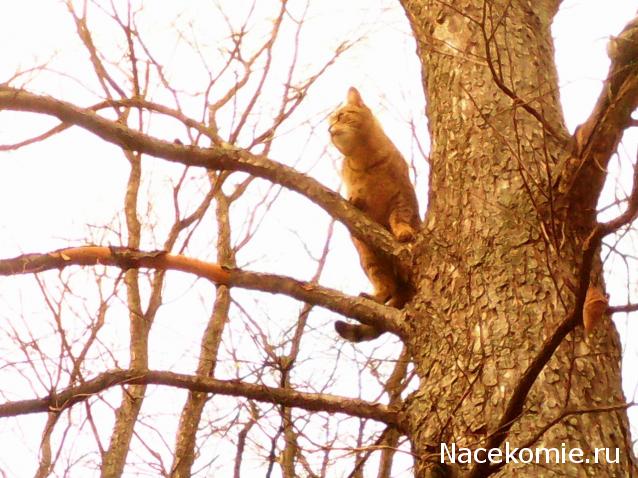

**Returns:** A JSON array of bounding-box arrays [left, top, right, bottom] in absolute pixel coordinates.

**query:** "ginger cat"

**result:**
[[329, 87, 420, 342]]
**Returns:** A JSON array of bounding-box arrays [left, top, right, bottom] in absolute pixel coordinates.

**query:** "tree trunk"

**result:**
[[398, 1, 635, 476]]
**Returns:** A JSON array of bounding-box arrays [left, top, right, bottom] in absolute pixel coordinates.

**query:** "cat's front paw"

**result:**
[[394, 224, 415, 242]]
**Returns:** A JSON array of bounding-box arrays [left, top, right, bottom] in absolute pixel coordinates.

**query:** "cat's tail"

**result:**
[[335, 285, 413, 342], [334, 321, 382, 342]]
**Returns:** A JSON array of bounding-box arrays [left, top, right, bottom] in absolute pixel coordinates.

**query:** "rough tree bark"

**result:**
[[398, 1, 638, 476]]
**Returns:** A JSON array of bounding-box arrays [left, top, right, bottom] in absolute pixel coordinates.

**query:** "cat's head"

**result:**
[[328, 87, 374, 155]]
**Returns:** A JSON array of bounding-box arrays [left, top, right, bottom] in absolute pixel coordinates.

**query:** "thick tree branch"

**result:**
[[0, 369, 402, 427], [0, 87, 406, 263], [0, 246, 403, 337], [562, 15, 638, 210], [0, 98, 211, 151]]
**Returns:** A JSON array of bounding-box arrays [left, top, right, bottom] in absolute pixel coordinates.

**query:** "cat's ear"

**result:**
[[347, 87, 364, 107]]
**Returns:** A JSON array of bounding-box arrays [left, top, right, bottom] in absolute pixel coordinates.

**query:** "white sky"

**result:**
[[0, 0, 637, 476]]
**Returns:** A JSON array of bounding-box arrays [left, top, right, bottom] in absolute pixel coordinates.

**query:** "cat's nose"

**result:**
[[328, 125, 340, 136]]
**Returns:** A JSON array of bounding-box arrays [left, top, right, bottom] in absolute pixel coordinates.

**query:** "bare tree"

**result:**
[[0, 1, 637, 477]]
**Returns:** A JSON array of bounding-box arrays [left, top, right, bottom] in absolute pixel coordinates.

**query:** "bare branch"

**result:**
[[0, 123, 70, 151], [0, 246, 403, 337], [608, 303, 638, 314], [0, 86, 404, 262], [597, 153, 638, 237], [563, 14, 638, 208], [0, 369, 402, 427]]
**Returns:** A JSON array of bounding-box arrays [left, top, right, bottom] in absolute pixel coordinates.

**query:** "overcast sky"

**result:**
[[0, 0, 637, 475]]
